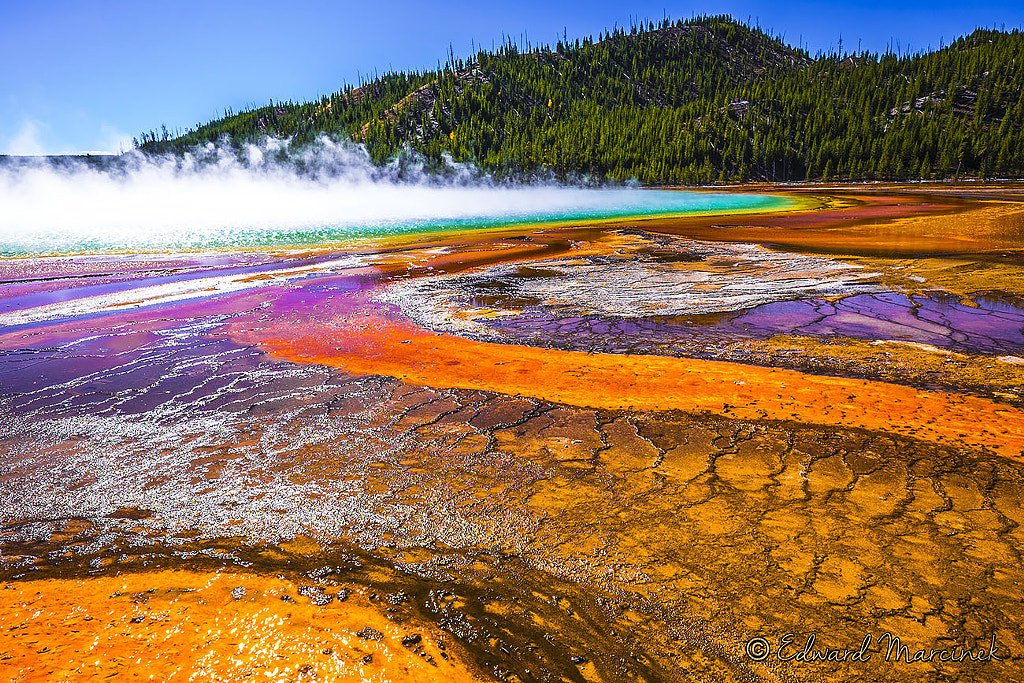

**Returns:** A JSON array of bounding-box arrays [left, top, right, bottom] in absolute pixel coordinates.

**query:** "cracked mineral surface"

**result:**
[[2, 185, 1024, 681]]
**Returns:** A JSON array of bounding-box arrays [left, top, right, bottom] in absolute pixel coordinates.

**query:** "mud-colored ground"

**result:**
[[2, 185, 1024, 682]]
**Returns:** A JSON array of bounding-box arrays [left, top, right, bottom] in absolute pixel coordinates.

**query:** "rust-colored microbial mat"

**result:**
[[3, 185, 1024, 682], [248, 312, 1024, 459], [0, 570, 474, 682]]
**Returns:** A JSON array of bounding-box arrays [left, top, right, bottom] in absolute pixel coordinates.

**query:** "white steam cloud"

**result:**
[[0, 137, 782, 256]]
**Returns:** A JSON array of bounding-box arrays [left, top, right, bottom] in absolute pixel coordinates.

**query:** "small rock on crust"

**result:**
[[355, 627, 384, 641]]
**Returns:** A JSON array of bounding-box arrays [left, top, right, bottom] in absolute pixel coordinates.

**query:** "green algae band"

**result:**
[[275, 189, 793, 245], [0, 173, 792, 256]]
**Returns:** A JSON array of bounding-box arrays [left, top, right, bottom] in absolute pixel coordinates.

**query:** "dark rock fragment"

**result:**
[[356, 626, 383, 641]]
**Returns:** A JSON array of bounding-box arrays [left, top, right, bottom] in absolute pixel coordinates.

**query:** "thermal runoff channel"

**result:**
[[0, 139, 789, 256]]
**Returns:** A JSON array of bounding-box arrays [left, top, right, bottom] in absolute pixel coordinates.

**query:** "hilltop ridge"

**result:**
[[141, 16, 1024, 183]]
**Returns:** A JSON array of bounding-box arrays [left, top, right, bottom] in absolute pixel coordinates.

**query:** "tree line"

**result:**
[[140, 15, 1024, 184]]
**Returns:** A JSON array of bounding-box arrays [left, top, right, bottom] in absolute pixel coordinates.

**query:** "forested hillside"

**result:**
[[139, 16, 1024, 183]]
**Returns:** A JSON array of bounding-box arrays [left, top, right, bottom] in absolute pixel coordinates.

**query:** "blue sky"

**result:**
[[2, 0, 1022, 155]]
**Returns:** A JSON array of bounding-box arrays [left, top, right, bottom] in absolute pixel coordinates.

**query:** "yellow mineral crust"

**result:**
[[0, 571, 475, 682]]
